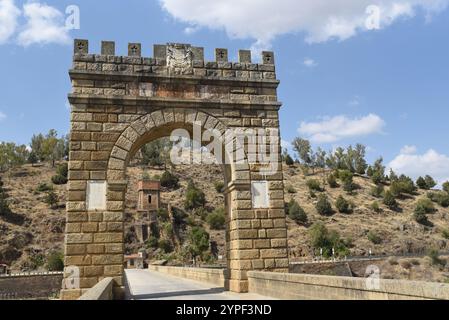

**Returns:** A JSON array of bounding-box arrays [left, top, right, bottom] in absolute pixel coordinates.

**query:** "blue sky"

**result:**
[[0, 0, 448, 183]]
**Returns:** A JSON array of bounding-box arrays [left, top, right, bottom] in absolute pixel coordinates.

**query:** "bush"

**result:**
[[443, 181, 449, 194], [184, 181, 206, 210], [383, 190, 398, 210], [51, 174, 67, 185], [309, 222, 350, 258], [414, 206, 429, 225], [442, 229, 449, 240], [335, 196, 352, 214], [157, 208, 169, 221], [427, 192, 449, 208], [367, 231, 382, 245], [286, 185, 297, 194], [36, 182, 53, 193], [56, 163, 68, 178], [214, 181, 225, 193], [206, 208, 226, 230], [160, 171, 179, 189], [316, 194, 333, 216], [158, 239, 173, 253], [371, 201, 382, 213], [327, 174, 338, 188], [306, 179, 322, 192], [416, 176, 427, 189], [0, 178, 10, 216], [390, 175, 416, 197], [415, 198, 435, 214], [287, 199, 307, 224], [370, 185, 384, 198], [47, 251, 64, 271], [44, 190, 58, 208], [284, 154, 294, 166], [146, 236, 158, 249], [428, 248, 444, 266]]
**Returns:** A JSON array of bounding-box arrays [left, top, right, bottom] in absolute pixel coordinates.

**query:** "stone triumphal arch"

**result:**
[[61, 40, 288, 299]]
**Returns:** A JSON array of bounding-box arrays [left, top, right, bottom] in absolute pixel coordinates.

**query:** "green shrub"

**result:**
[[160, 171, 179, 189], [306, 179, 322, 192], [416, 176, 427, 189], [383, 190, 398, 210], [327, 174, 338, 188], [287, 199, 307, 224], [157, 208, 169, 221], [371, 201, 382, 213], [214, 181, 225, 193], [390, 175, 416, 197], [286, 185, 297, 194], [339, 170, 355, 193], [367, 231, 382, 245], [370, 185, 384, 198], [428, 248, 444, 266], [0, 178, 10, 216], [415, 198, 436, 214], [184, 181, 206, 210], [51, 174, 67, 185], [158, 239, 173, 253], [316, 194, 333, 216], [146, 236, 158, 249], [428, 192, 449, 208], [44, 190, 58, 209], [335, 195, 352, 214], [443, 181, 449, 194], [36, 182, 53, 193], [309, 222, 350, 258], [414, 206, 429, 225], [206, 208, 226, 230], [442, 229, 449, 240], [47, 251, 64, 271]]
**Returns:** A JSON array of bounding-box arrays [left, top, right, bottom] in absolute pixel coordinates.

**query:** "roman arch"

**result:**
[[61, 40, 288, 299]]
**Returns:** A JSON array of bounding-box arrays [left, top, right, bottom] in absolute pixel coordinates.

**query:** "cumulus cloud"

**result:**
[[303, 58, 318, 68], [298, 113, 386, 143], [400, 145, 417, 155], [0, 111, 6, 121], [17, 2, 71, 46], [389, 148, 449, 186], [159, 0, 449, 48], [0, 0, 20, 44]]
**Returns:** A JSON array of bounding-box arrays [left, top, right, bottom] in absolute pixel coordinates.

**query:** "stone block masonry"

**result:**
[[61, 40, 288, 299]]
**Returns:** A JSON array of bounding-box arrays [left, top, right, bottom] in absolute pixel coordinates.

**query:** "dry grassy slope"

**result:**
[[0, 164, 66, 271], [1, 162, 449, 273]]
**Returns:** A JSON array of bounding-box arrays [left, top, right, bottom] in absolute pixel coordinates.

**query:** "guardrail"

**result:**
[[0, 271, 63, 278]]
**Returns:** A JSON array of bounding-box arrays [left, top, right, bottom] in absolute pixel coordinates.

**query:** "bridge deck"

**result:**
[[125, 269, 271, 300]]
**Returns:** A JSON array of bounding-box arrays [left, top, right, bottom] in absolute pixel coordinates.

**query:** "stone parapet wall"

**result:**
[[0, 273, 63, 300], [147, 265, 226, 287], [248, 271, 449, 300], [78, 277, 115, 300]]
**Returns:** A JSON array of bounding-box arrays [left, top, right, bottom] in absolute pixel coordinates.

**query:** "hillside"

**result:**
[[1, 161, 449, 281]]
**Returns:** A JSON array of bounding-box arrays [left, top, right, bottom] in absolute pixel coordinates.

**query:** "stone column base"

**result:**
[[227, 279, 249, 293], [60, 289, 82, 300]]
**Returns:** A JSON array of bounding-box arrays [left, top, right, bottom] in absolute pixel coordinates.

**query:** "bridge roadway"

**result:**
[[124, 269, 272, 300]]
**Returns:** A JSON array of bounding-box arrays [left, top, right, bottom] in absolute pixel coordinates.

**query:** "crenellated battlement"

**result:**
[[72, 39, 277, 81]]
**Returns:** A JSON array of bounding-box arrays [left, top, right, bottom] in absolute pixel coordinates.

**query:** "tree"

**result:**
[[0, 142, 29, 172], [188, 226, 210, 260], [314, 148, 327, 174], [370, 158, 385, 185], [339, 170, 355, 193], [416, 176, 427, 189], [284, 154, 294, 166], [390, 175, 416, 198], [309, 222, 350, 258], [52, 163, 68, 185], [28, 152, 38, 167], [292, 138, 312, 167], [141, 138, 172, 168], [160, 171, 179, 189], [354, 144, 368, 175], [443, 181, 449, 194], [184, 180, 206, 210], [30, 133, 45, 161], [47, 251, 64, 271], [424, 175, 437, 190], [42, 129, 59, 167], [0, 176, 11, 216]]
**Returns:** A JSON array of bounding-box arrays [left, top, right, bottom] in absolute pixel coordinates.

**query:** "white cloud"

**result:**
[[17, 2, 71, 46], [389, 148, 449, 186], [303, 58, 318, 68], [400, 145, 417, 155], [159, 0, 449, 48], [298, 113, 386, 143], [0, 0, 20, 44], [0, 111, 6, 121]]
